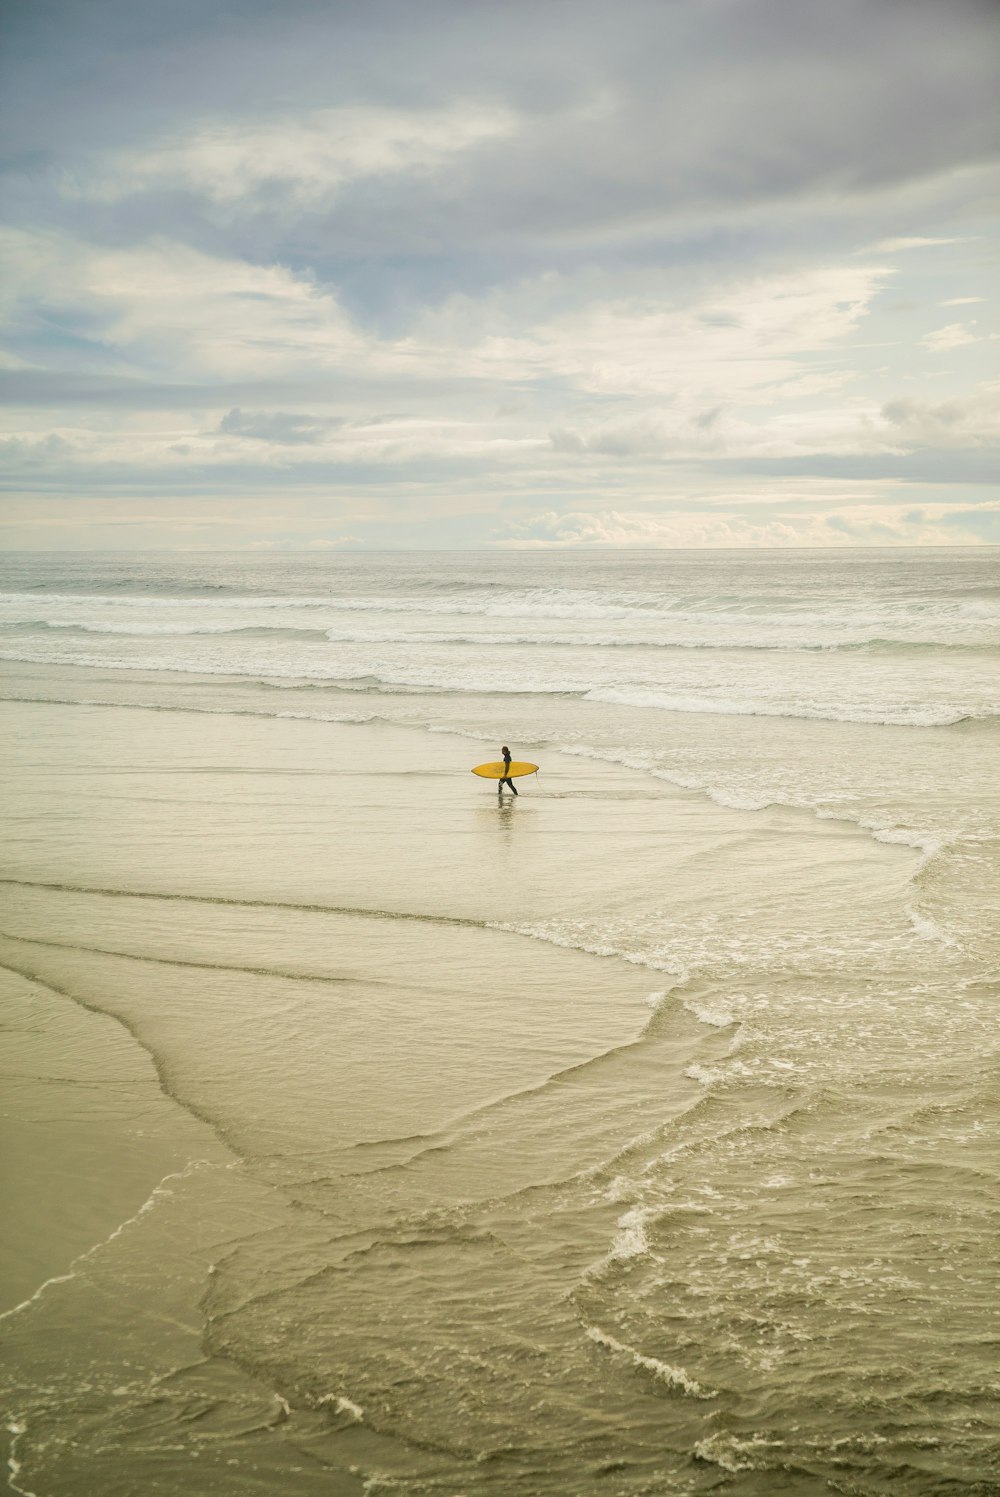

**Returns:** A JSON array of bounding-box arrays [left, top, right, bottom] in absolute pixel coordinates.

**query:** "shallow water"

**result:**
[[1, 550, 998, 1494]]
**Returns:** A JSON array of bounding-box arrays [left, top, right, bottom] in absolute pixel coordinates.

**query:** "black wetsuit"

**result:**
[[499, 751, 518, 794]]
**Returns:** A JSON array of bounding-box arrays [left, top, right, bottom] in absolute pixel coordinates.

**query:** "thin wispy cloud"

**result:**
[[921, 323, 981, 353], [871, 237, 968, 253]]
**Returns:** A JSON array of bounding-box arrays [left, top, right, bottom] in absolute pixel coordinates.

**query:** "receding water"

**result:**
[[1, 549, 998, 1494]]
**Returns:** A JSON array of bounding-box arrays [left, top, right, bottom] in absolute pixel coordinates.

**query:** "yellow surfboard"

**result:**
[[471, 761, 539, 779]]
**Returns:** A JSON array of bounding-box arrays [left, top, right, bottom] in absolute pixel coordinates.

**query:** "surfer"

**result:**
[[499, 745, 519, 796]]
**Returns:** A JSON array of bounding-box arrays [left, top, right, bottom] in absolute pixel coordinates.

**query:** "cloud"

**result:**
[[497, 500, 1000, 549], [6, 1, 999, 276], [0, 432, 77, 467], [1, 230, 994, 506], [921, 321, 980, 351], [410, 261, 890, 400], [873, 236, 967, 252], [881, 388, 1000, 447], [0, 228, 363, 379], [66, 104, 520, 209], [1, 0, 998, 547], [0, 223, 889, 407], [217, 408, 343, 443], [546, 379, 1000, 465]]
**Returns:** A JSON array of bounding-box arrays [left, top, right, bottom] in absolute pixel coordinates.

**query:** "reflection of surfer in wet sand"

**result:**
[[499, 745, 519, 796]]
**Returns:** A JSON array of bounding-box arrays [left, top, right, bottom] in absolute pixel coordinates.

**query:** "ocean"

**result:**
[[1, 547, 998, 1495]]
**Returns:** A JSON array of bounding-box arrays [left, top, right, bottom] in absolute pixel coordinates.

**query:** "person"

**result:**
[[498, 745, 518, 795]]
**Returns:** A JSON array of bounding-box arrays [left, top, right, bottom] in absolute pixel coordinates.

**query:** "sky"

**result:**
[[1, 0, 998, 550]]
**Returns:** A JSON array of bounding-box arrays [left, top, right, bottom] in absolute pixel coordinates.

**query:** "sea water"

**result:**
[[1, 548, 998, 1495]]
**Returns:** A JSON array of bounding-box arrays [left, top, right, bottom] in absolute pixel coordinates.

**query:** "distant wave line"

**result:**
[[4, 588, 999, 624], [1, 671, 992, 727], [0, 620, 326, 640], [1, 619, 996, 654]]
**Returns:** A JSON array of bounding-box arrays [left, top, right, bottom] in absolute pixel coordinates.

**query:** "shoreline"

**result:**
[[0, 653, 955, 860], [1, 693, 917, 1289], [1, 677, 987, 1494]]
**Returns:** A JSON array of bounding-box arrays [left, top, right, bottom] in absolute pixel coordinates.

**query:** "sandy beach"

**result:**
[[1, 697, 747, 1492], [2, 549, 998, 1495]]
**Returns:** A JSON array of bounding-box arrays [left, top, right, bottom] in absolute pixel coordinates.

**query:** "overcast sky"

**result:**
[[1, 0, 998, 549]]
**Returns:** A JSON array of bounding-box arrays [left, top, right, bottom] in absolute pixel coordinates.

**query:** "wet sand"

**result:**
[[3, 690, 993, 1495]]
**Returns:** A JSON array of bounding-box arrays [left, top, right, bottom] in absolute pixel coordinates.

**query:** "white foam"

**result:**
[[686, 1063, 728, 1086], [610, 1207, 655, 1261], [3, 583, 998, 639], [585, 685, 975, 728], [487, 921, 618, 959], [556, 743, 778, 814], [685, 1059, 757, 1087], [584, 1324, 713, 1399], [553, 741, 996, 870], [694, 1432, 784, 1472], [906, 908, 959, 948], [815, 809, 945, 868], [4, 619, 313, 637], [317, 1393, 364, 1421], [5, 1419, 38, 1497], [1, 630, 993, 732], [274, 710, 380, 725], [0, 588, 644, 622], [0, 1272, 77, 1326], [683, 998, 737, 1028], [870, 825, 942, 857]]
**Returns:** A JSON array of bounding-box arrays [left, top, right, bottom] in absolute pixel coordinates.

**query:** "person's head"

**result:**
[[502, 745, 510, 755]]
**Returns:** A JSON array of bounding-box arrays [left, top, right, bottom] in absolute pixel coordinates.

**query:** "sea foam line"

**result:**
[[906, 907, 960, 949], [559, 742, 956, 866], [609, 1206, 658, 1261], [0, 1158, 215, 1326], [694, 1432, 785, 1472], [316, 1392, 365, 1421], [583, 1323, 714, 1399], [0, 691, 962, 876], [5, 1418, 39, 1497], [3, 619, 991, 652], [0, 649, 992, 726]]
